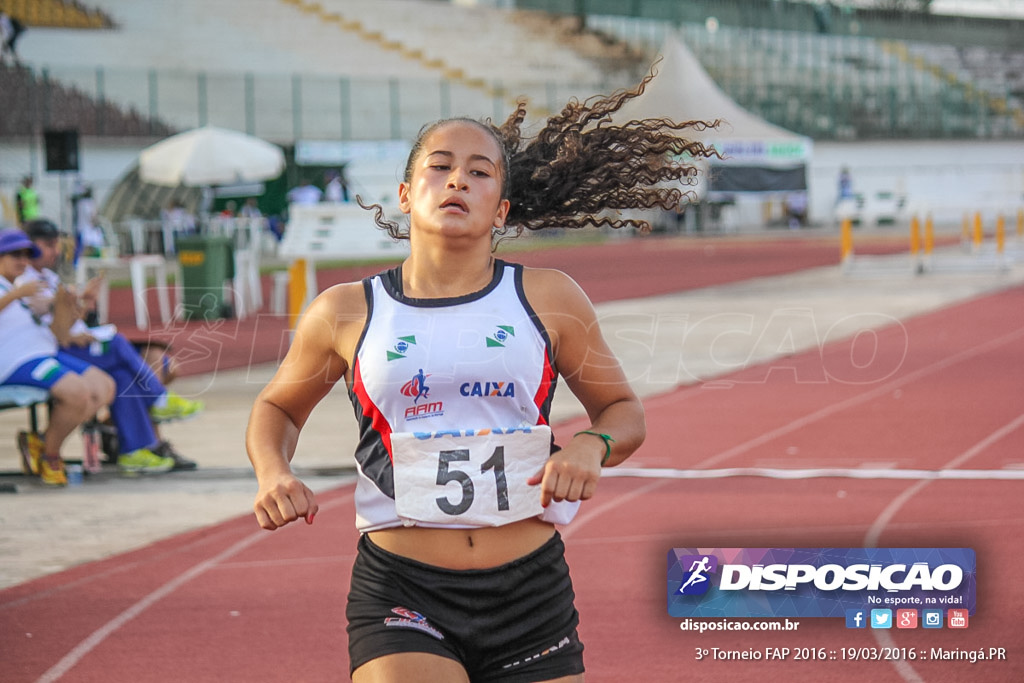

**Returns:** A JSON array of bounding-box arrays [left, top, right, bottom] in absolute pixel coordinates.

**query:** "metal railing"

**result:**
[[585, 15, 1023, 140], [5, 3, 1022, 144], [514, 0, 1024, 49], [9, 65, 610, 144]]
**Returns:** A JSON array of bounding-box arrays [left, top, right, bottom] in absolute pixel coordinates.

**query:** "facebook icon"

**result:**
[[845, 609, 867, 629]]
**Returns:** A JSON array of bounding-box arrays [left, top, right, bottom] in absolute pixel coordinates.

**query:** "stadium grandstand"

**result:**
[[1, 0, 1022, 232]]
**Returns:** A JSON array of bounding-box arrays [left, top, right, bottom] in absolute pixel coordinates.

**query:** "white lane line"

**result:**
[[563, 327, 1024, 550], [566, 325, 1024, 682], [867, 413, 1024, 683], [560, 479, 669, 542], [570, 517, 1024, 548], [602, 466, 1024, 480], [36, 492, 354, 683], [2, 527, 247, 612], [865, 414, 1024, 548], [693, 326, 1024, 469]]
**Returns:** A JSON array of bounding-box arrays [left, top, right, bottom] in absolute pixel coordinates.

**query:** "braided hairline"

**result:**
[[358, 69, 721, 239]]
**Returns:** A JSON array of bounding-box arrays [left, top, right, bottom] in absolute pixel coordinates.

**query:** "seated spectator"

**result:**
[[135, 339, 180, 387], [0, 229, 115, 486], [18, 220, 204, 474], [99, 337, 189, 464]]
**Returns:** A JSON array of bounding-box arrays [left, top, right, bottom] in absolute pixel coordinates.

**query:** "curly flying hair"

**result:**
[[358, 69, 721, 239]]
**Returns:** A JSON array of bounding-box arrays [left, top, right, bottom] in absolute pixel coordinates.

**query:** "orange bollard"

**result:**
[[996, 214, 1006, 254], [840, 217, 853, 263], [924, 214, 934, 255], [909, 215, 921, 254], [973, 212, 983, 250], [1018, 208, 1023, 238], [287, 258, 307, 329]]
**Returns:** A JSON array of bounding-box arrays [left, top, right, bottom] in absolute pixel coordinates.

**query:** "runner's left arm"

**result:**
[[523, 269, 646, 507]]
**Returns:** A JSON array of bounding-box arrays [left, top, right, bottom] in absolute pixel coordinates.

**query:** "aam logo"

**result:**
[[400, 369, 431, 403], [401, 369, 444, 420], [677, 555, 719, 596]]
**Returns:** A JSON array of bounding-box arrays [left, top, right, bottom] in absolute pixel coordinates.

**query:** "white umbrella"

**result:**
[[139, 125, 285, 188]]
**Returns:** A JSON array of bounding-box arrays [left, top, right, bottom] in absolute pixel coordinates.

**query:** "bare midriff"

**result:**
[[367, 517, 555, 570]]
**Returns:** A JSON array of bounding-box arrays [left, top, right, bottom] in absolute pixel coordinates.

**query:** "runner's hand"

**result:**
[[253, 472, 319, 530], [527, 439, 603, 508]]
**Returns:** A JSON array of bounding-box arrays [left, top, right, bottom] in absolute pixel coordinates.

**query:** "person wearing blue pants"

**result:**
[[60, 334, 200, 471], [19, 220, 203, 473]]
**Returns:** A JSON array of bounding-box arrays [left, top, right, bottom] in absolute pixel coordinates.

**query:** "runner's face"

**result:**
[[398, 122, 510, 243]]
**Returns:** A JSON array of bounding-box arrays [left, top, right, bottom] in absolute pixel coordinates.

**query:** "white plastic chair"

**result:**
[[230, 217, 263, 319], [77, 218, 173, 330]]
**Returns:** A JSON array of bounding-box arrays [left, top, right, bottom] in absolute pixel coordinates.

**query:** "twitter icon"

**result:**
[[870, 609, 892, 629]]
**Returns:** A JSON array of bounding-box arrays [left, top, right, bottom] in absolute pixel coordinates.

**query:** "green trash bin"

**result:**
[[175, 234, 234, 321]]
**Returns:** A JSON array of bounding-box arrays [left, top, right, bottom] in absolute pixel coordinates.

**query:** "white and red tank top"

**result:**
[[347, 260, 579, 531]]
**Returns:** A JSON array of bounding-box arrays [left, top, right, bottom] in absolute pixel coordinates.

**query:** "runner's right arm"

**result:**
[[246, 282, 365, 530]]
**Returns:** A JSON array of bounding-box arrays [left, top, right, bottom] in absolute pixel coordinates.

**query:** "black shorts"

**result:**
[[346, 532, 585, 682]]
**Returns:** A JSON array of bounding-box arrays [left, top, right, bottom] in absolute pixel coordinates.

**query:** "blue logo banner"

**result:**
[[667, 548, 975, 618]]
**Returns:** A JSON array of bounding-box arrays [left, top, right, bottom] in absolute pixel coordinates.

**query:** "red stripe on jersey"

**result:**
[[351, 359, 395, 460], [532, 352, 557, 426]]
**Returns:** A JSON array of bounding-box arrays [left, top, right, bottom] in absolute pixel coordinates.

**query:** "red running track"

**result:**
[[2, 240, 1019, 683], [560, 284, 1024, 683]]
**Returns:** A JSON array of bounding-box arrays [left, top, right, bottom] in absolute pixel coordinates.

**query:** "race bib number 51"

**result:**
[[391, 426, 551, 526]]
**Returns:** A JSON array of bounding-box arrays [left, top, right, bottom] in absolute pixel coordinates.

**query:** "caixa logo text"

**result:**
[[718, 562, 963, 592]]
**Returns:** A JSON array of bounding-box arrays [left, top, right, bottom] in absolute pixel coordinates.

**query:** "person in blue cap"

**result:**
[[0, 228, 114, 485], [19, 219, 203, 473]]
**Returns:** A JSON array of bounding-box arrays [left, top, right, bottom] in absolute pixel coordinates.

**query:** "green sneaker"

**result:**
[[118, 448, 175, 474], [149, 393, 205, 423]]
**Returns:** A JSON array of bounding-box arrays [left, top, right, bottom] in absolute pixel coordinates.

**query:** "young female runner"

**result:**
[[247, 75, 717, 682]]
